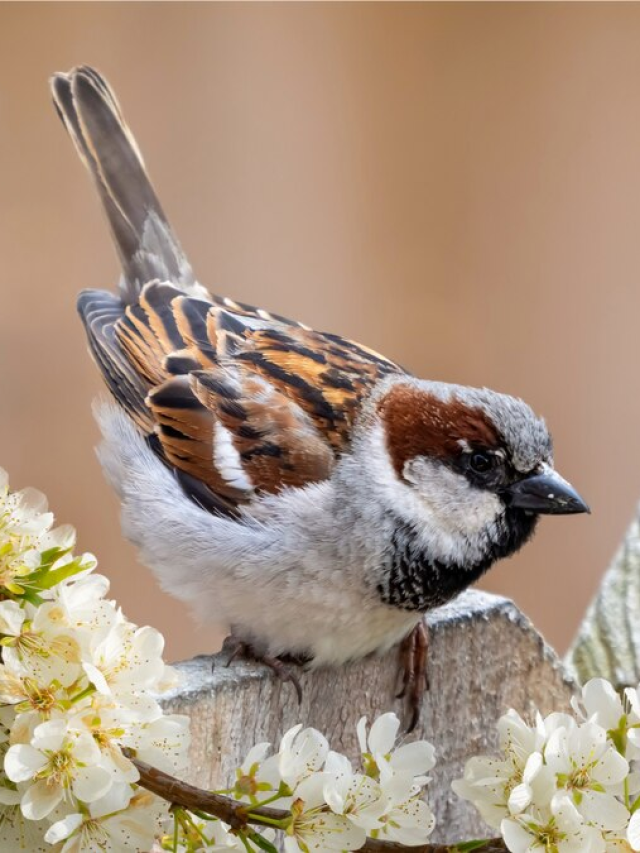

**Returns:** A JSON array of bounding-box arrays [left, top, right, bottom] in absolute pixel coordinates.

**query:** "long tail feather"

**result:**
[[51, 65, 197, 300]]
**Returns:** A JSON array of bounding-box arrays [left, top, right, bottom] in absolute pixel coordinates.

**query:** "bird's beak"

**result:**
[[503, 466, 590, 515]]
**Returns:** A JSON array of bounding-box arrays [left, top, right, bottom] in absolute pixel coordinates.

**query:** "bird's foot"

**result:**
[[397, 620, 429, 733], [220, 635, 305, 704]]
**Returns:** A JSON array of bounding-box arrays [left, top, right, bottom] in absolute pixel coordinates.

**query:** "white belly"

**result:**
[[188, 562, 422, 666]]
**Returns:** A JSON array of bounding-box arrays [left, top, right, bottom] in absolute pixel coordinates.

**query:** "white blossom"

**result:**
[[67, 699, 141, 789], [277, 725, 329, 789], [51, 574, 119, 652], [455, 688, 640, 853], [322, 752, 387, 831], [356, 713, 435, 787], [118, 712, 191, 775], [286, 773, 367, 853], [451, 712, 551, 832], [501, 799, 606, 853], [357, 713, 400, 760], [376, 795, 435, 846], [545, 721, 630, 831], [1, 602, 82, 688], [0, 482, 53, 594], [573, 679, 640, 764], [452, 754, 517, 829], [334, 721, 435, 845], [575, 680, 629, 731], [44, 789, 169, 852], [83, 622, 166, 697], [233, 741, 281, 802], [5, 719, 113, 820]]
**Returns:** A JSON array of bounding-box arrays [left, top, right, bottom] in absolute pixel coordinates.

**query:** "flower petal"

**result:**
[[389, 741, 435, 776], [628, 809, 640, 851], [44, 812, 83, 845], [578, 789, 629, 832], [508, 783, 532, 815], [21, 778, 63, 820], [369, 714, 400, 756], [73, 764, 113, 803], [4, 744, 47, 782], [500, 817, 535, 853], [301, 813, 366, 851]]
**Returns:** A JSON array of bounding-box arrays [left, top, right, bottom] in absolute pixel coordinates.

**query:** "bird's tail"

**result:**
[[50, 65, 197, 301]]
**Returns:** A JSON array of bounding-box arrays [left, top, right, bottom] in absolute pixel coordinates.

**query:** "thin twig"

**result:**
[[122, 749, 287, 831], [124, 750, 505, 853]]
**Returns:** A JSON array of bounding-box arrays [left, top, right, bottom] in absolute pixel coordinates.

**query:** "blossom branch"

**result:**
[[125, 750, 505, 853], [123, 748, 288, 831]]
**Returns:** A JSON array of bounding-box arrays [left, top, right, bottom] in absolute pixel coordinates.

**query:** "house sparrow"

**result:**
[[51, 66, 588, 728]]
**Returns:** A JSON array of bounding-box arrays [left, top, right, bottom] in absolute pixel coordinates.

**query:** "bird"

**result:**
[[51, 66, 589, 729]]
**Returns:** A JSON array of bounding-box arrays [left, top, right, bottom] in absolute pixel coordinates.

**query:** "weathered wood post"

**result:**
[[567, 507, 640, 688], [161, 590, 574, 844]]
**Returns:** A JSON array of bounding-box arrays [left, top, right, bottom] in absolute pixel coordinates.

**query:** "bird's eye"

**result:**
[[469, 452, 495, 474]]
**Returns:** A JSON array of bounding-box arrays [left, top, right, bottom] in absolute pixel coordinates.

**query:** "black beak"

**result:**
[[503, 468, 590, 516]]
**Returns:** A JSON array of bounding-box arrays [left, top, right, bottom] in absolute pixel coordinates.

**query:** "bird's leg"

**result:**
[[220, 635, 305, 704], [397, 619, 429, 733]]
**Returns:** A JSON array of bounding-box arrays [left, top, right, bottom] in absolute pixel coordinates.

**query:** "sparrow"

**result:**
[[51, 66, 589, 728]]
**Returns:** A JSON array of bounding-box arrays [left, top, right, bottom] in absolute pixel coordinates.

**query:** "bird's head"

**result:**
[[370, 378, 588, 565]]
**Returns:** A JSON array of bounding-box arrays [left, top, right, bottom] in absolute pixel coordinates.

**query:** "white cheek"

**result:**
[[403, 457, 503, 535]]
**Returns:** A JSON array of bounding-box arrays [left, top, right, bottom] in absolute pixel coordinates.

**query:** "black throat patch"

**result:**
[[377, 509, 538, 612]]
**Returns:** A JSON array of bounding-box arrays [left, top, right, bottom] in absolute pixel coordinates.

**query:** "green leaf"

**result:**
[[17, 590, 43, 607], [39, 545, 73, 567], [608, 715, 628, 757], [250, 832, 279, 853], [172, 810, 179, 853], [37, 557, 91, 590]]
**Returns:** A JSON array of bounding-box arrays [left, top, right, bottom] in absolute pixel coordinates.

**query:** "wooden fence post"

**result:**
[[161, 589, 574, 843]]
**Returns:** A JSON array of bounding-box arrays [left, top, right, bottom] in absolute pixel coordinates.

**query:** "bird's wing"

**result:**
[[53, 65, 406, 513], [79, 280, 404, 514]]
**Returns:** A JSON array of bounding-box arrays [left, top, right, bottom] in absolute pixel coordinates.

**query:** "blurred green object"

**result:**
[[567, 510, 640, 687]]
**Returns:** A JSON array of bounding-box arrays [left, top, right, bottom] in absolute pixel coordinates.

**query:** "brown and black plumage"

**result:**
[[53, 67, 402, 516]]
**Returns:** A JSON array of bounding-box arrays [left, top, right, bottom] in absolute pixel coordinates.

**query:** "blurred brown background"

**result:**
[[1, 2, 639, 662]]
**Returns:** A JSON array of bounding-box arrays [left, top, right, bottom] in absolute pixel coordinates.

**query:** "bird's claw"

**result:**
[[219, 635, 304, 704], [397, 621, 430, 733], [220, 635, 246, 668], [262, 655, 304, 705]]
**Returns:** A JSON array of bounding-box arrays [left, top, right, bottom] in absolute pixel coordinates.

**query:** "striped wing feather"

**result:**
[[55, 66, 405, 514], [80, 280, 404, 512]]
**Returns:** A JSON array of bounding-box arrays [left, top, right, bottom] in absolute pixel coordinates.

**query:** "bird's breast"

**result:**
[[375, 510, 537, 613]]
